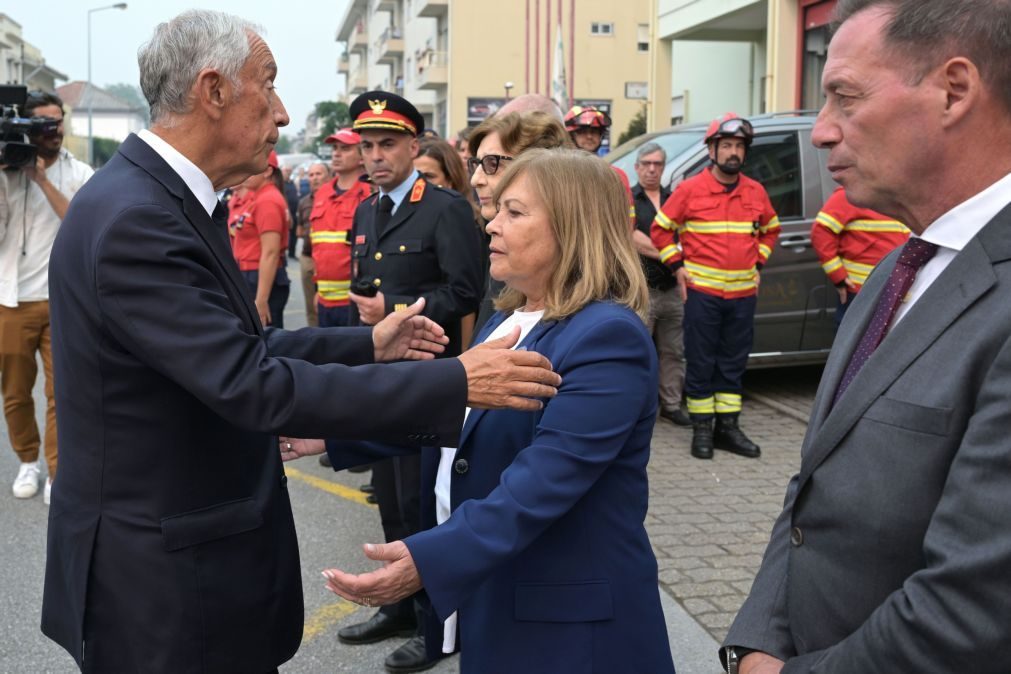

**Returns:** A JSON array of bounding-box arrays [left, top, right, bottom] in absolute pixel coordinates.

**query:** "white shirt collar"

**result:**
[[918, 171, 1011, 251], [137, 129, 218, 216]]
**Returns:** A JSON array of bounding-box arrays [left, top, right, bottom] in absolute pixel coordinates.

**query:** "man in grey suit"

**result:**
[[723, 1, 1011, 672]]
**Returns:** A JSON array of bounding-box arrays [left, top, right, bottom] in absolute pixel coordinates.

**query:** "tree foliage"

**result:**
[[617, 105, 647, 147], [312, 101, 351, 147], [275, 135, 293, 154], [105, 83, 150, 125]]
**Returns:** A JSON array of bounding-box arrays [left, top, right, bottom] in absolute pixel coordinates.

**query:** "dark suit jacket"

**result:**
[[329, 302, 675, 673], [350, 179, 483, 356], [42, 134, 467, 673], [725, 201, 1011, 672]]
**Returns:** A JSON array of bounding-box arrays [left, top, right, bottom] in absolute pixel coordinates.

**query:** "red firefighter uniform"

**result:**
[[651, 167, 780, 299], [811, 187, 909, 291], [309, 177, 373, 309], [613, 166, 636, 227]]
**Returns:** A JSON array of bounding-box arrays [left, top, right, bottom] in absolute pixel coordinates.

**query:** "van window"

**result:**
[[679, 133, 803, 219]]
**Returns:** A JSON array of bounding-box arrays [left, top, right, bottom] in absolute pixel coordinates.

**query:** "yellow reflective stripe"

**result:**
[[688, 277, 758, 293], [822, 256, 844, 274], [686, 397, 715, 415], [310, 231, 349, 244], [842, 259, 874, 283], [758, 243, 772, 260], [684, 220, 755, 234], [659, 245, 679, 264], [816, 211, 844, 234], [317, 280, 351, 300], [759, 215, 781, 233], [653, 211, 675, 231], [843, 219, 908, 233], [715, 392, 742, 412], [683, 260, 756, 281], [629, 206, 636, 217]]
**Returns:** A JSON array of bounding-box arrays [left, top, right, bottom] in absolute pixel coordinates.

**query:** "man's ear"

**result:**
[[194, 68, 231, 121], [939, 56, 980, 129], [409, 137, 420, 159]]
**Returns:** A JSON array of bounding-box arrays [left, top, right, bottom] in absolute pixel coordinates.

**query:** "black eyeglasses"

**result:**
[[467, 154, 513, 176]]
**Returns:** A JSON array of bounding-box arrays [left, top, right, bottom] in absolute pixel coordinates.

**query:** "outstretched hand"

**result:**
[[458, 326, 561, 411], [372, 297, 449, 362], [322, 541, 422, 608], [279, 437, 325, 462]]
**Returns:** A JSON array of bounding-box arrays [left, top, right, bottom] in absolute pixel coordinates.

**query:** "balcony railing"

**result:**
[[377, 26, 405, 63], [417, 50, 448, 89]]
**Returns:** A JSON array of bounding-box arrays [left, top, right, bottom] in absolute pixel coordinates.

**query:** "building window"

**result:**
[[590, 22, 614, 36], [637, 24, 649, 52]]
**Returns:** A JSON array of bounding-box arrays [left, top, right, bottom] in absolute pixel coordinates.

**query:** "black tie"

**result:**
[[212, 201, 231, 243], [375, 195, 394, 238]]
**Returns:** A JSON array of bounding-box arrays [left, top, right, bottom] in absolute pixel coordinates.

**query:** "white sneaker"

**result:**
[[43, 477, 52, 505], [12, 462, 40, 499]]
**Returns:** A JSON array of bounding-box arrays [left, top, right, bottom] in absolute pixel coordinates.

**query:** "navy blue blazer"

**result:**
[[330, 301, 675, 673], [42, 134, 467, 673]]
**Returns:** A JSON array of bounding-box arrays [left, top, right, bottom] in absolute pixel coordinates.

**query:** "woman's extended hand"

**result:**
[[323, 541, 423, 607]]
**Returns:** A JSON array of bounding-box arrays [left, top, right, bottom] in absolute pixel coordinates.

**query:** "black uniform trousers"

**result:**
[[683, 288, 757, 399]]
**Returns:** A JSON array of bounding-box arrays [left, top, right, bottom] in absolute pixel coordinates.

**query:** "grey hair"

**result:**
[[309, 161, 332, 176], [636, 142, 666, 164], [833, 0, 1011, 113], [138, 10, 263, 125]]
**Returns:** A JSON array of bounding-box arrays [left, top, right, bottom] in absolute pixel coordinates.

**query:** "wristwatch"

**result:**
[[726, 646, 755, 674]]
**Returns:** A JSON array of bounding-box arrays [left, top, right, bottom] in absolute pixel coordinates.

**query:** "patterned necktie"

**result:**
[[833, 237, 939, 404], [375, 195, 395, 238]]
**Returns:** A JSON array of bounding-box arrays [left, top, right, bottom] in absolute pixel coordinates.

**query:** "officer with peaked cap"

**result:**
[[332, 91, 483, 672]]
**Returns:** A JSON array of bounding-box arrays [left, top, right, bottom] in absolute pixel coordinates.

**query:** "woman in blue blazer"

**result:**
[[317, 149, 675, 673]]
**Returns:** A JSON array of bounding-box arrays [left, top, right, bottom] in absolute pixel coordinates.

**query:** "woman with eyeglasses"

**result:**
[[313, 149, 675, 673], [465, 111, 571, 335]]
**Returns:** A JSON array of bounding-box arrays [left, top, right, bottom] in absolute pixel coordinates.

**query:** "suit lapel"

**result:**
[[799, 228, 1004, 487], [458, 316, 560, 449], [117, 134, 263, 336]]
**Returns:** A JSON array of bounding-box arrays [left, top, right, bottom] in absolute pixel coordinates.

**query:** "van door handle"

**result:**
[[779, 233, 811, 250]]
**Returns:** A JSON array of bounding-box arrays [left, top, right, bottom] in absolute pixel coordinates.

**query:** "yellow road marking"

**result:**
[[284, 466, 376, 507], [302, 599, 360, 644]]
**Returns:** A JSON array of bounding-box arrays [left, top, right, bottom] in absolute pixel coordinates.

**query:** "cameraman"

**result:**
[[0, 90, 92, 504]]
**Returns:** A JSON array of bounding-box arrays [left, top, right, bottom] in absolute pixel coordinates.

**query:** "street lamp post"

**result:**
[[87, 2, 127, 165], [504, 81, 514, 101]]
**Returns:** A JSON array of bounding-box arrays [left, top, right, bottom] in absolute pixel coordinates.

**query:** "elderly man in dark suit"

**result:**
[[722, 1, 1011, 673], [40, 10, 560, 674]]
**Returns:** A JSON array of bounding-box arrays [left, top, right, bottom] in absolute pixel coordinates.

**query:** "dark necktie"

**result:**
[[375, 195, 395, 238], [833, 237, 939, 404], [211, 201, 231, 245]]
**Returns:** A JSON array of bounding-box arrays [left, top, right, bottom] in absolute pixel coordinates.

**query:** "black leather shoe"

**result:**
[[714, 413, 761, 458], [659, 407, 691, 426], [318, 453, 332, 468], [690, 414, 715, 460], [385, 636, 440, 673], [366, 493, 378, 504], [338, 612, 416, 645], [347, 463, 370, 473], [360, 483, 375, 494]]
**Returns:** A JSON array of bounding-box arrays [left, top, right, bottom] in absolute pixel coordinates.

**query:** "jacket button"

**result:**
[[374, 252, 383, 261], [399, 244, 407, 252], [454, 459, 469, 475], [373, 278, 382, 287], [790, 526, 803, 547]]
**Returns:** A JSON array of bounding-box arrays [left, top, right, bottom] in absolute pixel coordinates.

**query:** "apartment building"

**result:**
[[0, 13, 67, 94], [650, 0, 836, 129], [337, 0, 652, 143]]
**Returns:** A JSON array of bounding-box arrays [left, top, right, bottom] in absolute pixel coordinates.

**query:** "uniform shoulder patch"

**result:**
[[410, 178, 426, 203]]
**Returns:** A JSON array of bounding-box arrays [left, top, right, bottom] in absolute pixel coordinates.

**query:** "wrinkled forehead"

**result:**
[[244, 31, 277, 77]]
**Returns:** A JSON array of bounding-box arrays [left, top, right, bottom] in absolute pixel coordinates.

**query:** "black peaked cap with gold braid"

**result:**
[[349, 91, 425, 137]]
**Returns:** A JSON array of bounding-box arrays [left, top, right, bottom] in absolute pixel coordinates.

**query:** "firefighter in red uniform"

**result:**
[[651, 113, 779, 459], [309, 128, 374, 327], [564, 105, 636, 226], [811, 186, 909, 327]]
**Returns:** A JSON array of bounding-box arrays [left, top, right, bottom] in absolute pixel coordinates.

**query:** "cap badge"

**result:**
[[368, 99, 387, 116]]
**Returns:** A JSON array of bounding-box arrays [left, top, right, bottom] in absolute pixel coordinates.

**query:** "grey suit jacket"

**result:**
[[725, 201, 1011, 672]]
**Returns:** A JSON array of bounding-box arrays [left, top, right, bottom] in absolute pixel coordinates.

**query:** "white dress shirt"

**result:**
[[434, 308, 545, 654], [137, 129, 218, 217], [893, 171, 1011, 327]]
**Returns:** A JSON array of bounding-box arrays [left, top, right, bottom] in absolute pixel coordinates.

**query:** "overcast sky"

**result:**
[[9, 1, 351, 136]]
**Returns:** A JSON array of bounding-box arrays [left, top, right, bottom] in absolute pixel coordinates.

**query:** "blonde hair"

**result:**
[[467, 111, 572, 157], [492, 149, 649, 323]]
